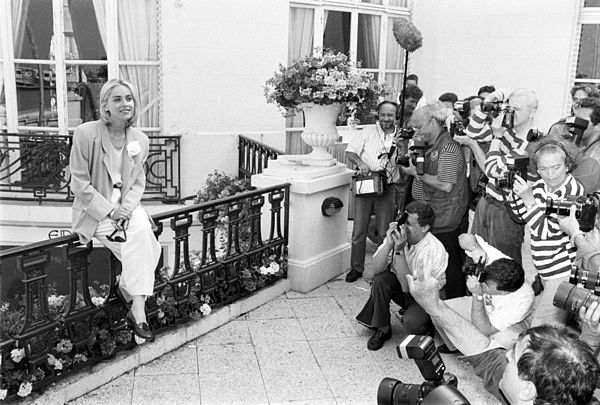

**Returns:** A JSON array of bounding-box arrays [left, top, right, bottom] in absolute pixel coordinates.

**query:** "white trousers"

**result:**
[[95, 206, 161, 297]]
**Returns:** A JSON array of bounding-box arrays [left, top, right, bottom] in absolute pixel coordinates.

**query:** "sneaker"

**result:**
[[367, 329, 392, 351], [345, 269, 363, 283]]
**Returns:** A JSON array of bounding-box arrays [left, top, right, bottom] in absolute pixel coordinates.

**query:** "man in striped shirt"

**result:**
[[468, 89, 539, 265], [400, 101, 469, 298], [510, 137, 585, 326]]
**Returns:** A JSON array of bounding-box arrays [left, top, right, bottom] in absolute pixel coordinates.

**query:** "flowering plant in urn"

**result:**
[[264, 49, 384, 117]]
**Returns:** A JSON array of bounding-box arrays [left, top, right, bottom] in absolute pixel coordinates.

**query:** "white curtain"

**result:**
[[12, 0, 30, 58], [117, 0, 159, 129], [358, 14, 379, 69], [91, 0, 107, 50], [287, 7, 315, 153]]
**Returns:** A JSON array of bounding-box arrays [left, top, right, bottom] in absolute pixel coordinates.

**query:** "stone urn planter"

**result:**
[[298, 102, 342, 167]]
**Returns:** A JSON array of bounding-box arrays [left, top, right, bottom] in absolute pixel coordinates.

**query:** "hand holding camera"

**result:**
[[511, 174, 535, 207]]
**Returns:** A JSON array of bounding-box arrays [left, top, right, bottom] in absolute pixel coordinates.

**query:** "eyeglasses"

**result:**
[[107, 228, 127, 243]]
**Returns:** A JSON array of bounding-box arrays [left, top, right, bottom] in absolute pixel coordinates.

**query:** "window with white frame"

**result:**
[[0, 0, 160, 136], [289, 0, 409, 122]]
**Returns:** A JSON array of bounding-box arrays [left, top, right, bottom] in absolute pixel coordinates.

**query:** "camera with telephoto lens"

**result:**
[[527, 128, 545, 142], [545, 194, 599, 232], [397, 140, 428, 176], [554, 280, 600, 315], [462, 258, 487, 283], [496, 156, 530, 190], [377, 335, 470, 405], [563, 116, 589, 146], [569, 266, 600, 294]]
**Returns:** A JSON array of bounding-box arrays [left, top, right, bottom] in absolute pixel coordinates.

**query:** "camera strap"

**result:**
[[500, 188, 527, 225]]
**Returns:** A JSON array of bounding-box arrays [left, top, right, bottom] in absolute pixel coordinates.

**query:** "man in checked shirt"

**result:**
[[465, 88, 539, 265]]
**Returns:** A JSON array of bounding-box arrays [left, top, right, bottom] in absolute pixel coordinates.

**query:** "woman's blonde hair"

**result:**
[[99, 79, 139, 127]]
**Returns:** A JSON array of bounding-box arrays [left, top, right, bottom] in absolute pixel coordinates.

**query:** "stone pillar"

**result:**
[[251, 160, 352, 293]]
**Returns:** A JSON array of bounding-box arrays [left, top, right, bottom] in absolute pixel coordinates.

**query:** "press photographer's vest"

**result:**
[[421, 131, 468, 233]]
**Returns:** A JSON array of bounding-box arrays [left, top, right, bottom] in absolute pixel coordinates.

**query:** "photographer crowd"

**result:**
[[346, 81, 600, 404]]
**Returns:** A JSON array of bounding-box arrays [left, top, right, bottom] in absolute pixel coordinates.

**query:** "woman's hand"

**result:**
[[466, 275, 484, 295], [512, 174, 535, 208], [112, 218, 129, 231]]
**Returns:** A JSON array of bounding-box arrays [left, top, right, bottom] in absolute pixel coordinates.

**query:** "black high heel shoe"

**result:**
[[126, 310, 155, 341]]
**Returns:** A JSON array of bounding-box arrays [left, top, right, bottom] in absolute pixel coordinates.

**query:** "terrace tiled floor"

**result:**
[[70, 226, 501, 405]]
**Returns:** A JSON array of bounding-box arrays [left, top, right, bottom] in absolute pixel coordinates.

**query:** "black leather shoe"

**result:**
[[345, 269, 363, 283], [126, 310, 155, 341], [367, 329, 392, 351], [437, 344, 458, 354]]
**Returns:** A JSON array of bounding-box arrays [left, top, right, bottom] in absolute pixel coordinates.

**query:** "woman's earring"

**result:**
[[106, 110, 111, 117]]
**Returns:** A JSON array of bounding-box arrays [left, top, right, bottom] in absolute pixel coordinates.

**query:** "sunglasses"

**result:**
[[107, 228, 127, 243]]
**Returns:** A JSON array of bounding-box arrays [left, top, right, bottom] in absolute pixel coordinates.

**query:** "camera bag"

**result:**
[[352, 171, 387, 197]]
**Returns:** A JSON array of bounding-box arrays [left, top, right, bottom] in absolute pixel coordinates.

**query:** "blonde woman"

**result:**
[[70, 79, 161, 341]]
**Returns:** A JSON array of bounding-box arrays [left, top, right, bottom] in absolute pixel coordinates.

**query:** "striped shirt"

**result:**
[[508, 174, 585, 279], [412, 139, 464, 200], [346, 122, 400, 183], [465, 107, 539, 201]]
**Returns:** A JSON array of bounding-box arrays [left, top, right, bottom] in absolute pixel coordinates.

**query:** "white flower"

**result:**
[[126, 141, 141, 158], [91, 296, 104, 307], [47, 353, 57, 366], [259, 266, 269, 275], [0, 388, 7, 400], [54, 359, 63, 370], [200, 303, 211, 316], [17, 382, 32, 398], [10, 348, 25, 363], [270, 262, 280, 273]]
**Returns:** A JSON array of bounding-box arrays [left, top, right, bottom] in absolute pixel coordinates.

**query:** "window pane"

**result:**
[[357, 14, 380, 69], [387, 0, 409, 7], [66, 64, 107, 125], [385, 72, 403, 102], [289, 7, 314, 64], [12, 0, 54, 59], [0, 63, 5, 127], [386, 18, 405, 69], [65, 0, 106, 60], [323, 11, 351, 55], [584, 0, 600, 6], [361, 0, 383, 4], [119, 65, 159, 128], [577, 24, 600, 80], [118, 0, 159, 61], [16, 63, 57, 127]]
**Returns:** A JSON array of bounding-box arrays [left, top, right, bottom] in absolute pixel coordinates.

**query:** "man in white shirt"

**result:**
[[437, 234, 535, 353], [356, 201, 448, 350]]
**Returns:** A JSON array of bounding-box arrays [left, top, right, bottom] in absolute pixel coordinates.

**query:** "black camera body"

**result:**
[[569, 266, 600, 293], [377, 335, 470, 405], [545, 194, 599, 232], [563, 116, 588, 146], [496, 156, 529, 190], [481, 101, 504, 119], [463, 258, 487, 283], [454, 100, 471, 122], [501, 107, 515, 129], [399, 127, 416, 140], [397, 140, 428, 176], [527, 128, 545, 142], [448, 119, 466, 138]]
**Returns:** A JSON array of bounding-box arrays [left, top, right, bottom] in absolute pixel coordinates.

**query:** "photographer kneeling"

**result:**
[[406, 264, 600, 405], [437, 234, 534, 353], [356, 201, 448, 351]]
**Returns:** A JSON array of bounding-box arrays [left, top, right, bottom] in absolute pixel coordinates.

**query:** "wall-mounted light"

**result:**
[[321, 197, 343, 217]]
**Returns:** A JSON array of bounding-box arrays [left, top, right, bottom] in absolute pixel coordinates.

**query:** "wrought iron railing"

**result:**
[[238, 135, 284, 179], [0, 183, 289, 402], [0, 133, 181, 203]]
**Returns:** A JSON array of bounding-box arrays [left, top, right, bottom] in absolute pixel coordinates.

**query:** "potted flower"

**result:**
[[264, 49, 387, 166]]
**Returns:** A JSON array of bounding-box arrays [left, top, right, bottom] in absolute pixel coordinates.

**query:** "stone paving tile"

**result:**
[[298, 313, 358, 340], [131, 374, 200, 405], [254, 339, 320, 371], [332, 294, 369, 317], [326, 279, 371, 298], [197, 342, 259, 374], [195, 319, 251, 346], [283, 399, 337, 405], [288, 296, 345, 318], [247, 317, 306, 345], [286, 284, 332, 299], [70, 371, 134, 405], [246, 297, 295, 320], [335, 396, 375, 405], [198, 369, 268, 405], [136, 346, 198, 376]]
